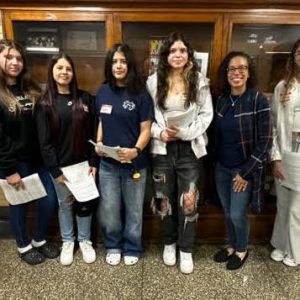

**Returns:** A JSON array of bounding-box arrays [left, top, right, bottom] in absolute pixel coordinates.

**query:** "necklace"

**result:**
[[229, 95, 240, 107]]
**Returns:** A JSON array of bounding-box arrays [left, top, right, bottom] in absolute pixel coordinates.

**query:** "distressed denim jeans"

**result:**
[[215, 162, 252, 252], [98, 160, 147, 257], [152, 141, 202, 253], [0, 162, 57, 248]]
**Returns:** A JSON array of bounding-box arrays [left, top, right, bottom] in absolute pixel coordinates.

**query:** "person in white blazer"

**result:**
[[270, 38, 300, 267]]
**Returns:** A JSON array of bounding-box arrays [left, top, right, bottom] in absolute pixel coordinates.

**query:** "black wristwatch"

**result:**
[[134, 146, 142, 156]]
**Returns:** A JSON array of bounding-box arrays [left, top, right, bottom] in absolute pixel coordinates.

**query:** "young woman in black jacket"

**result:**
[[35, 52, 98, 266], [0, 39, 59, 265]]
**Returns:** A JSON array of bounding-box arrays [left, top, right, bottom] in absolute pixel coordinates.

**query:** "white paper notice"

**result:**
[[0, 174, 47, 205], [281, 151, 300, 192], [98, 144, 122, 162], [166, 108, 194, 128], [89, 140, 122, 162], [61, 161, 99, 202]]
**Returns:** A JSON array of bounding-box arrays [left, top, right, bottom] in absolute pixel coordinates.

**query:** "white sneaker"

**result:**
[[124, 256, 139, 266], [283, 256, 299, 267], [179, 251, 194, 274], [163, 243, 176, 266], [106, 253, 121, 266], [270, 248, 285, 262], [60, 241, 74, 266], [79, 240, 96, 264]]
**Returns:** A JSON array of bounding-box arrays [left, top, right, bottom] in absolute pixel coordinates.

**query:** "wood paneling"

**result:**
[[1, 0, 300, 10]]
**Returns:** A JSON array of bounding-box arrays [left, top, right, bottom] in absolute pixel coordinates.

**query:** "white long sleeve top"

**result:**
[[271, 79, 300, 161]]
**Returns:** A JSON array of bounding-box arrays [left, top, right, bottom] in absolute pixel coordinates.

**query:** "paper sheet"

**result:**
[[61, 161, 99, 202], [281, 151, 300, 192], [98, 144, 121, 161], [166, 108, 194, 127], [89, 140, 131, 163], [0, 174, 47, 205]]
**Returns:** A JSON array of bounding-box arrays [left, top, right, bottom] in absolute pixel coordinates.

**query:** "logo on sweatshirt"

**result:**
[[122, 100, 135, 111]]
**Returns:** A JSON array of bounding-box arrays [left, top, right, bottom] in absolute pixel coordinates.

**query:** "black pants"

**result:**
[[152, 141, 202, 253]]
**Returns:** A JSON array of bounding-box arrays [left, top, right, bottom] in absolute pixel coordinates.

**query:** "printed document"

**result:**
[[0, 174, 47, 205], [89, 140, 131, 163], [166, 108, 194, 127], [97, 144, 121, 162], [61, 161, 99, 202], [281, 151, 300, 192]]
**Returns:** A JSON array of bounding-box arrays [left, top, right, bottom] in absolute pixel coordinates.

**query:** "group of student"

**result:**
[[0, 32, 299, 275]]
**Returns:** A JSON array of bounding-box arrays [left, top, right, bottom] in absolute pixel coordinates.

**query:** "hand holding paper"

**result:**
[[61, 161, 99, 202], [0, 174, 47, 205], [89, 140, 122, 162]]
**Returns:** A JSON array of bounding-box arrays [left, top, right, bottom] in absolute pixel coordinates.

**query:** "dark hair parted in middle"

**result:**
[[104, 43, 144, 94], [156, 32, 199, 110], [217, 51, 257, 96], [38, 52, 90, 155]]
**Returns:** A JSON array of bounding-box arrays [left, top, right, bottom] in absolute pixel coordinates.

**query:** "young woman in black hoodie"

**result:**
[[0, 39, 59, 265]]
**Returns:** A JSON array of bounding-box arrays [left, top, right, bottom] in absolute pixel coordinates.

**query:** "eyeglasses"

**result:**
[[227, 65, 249, 73]]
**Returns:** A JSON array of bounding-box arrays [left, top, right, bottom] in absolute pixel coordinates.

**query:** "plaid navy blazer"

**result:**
[[215, 88, 273, 213]]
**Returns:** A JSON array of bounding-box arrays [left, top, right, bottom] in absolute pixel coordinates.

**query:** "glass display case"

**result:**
[[3, 10, 113, 95], [122, 22, 214, 78], [114, 12, 224, 85], [229, 24, 300, 94], [3, 6, 298, 240], [13, 21, 106, 94]]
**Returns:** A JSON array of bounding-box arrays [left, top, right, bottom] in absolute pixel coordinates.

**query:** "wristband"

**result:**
[[134, 146, 142, 155]]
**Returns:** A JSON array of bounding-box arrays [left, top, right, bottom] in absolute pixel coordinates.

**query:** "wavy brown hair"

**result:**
[[283, 39, 300, 96], [0, 39, 41, 113], [156, 32, 199, 110]]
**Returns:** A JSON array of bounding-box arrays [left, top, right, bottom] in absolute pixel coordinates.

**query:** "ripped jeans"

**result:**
[[152, 141, 202, 253]]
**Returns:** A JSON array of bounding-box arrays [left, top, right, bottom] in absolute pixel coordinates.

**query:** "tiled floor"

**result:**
[[0, 239, 299, 300]]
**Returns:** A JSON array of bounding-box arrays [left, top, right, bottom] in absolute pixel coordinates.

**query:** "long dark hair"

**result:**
[[104, 43, 143, 94], [0, 39, 41, 112], [156, 32, 199, 110], [217, 51, 257, 96], [283, 38, 300, 95], [38, 52, 89, 155]]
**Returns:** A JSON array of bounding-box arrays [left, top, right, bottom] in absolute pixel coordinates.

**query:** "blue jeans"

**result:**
[[0, 162, 57, 248], [98, 161, 147, 257], [215, 162, 252, 252], [152, 141, 202, 253], [51, 178, 92, 242]]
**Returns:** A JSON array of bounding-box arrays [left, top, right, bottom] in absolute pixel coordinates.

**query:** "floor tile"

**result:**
[[142, 244, 288, 300], [0, 240, 142, 300], [0, 240, 298, 300]]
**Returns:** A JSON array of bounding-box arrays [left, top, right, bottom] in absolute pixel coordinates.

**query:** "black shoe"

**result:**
[[226, 251, 249, 270], [36, 242, 60, 259], [20, 248, 45, 265], [213, 248, 234, 263]]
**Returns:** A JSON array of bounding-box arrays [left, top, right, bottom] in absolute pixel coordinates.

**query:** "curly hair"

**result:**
[[156, 32, 199, 110], [217, 51, 257, 96], [104, 43, 144, 95], [283, 38, 300, 95], [0, 39, 41, 112]]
